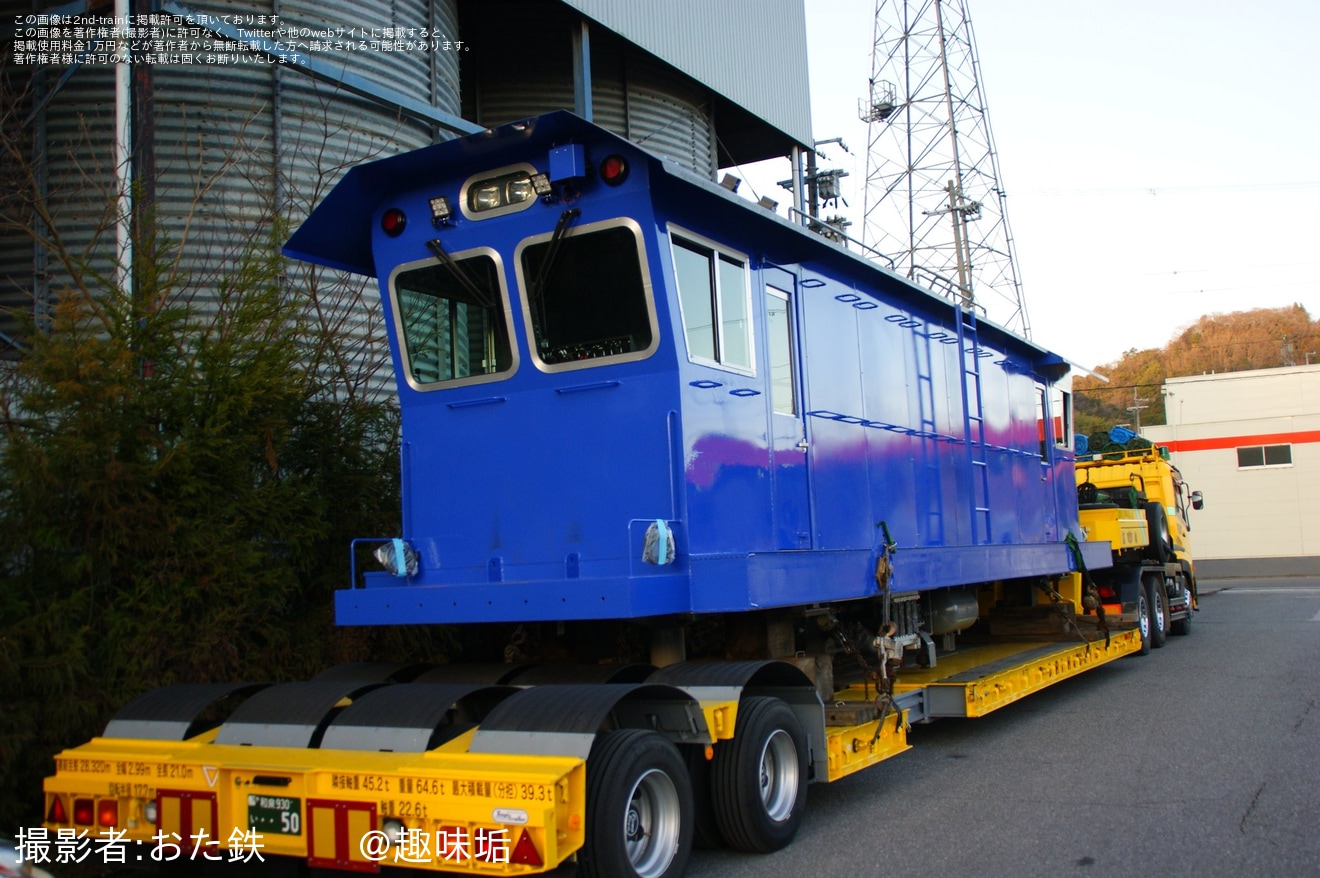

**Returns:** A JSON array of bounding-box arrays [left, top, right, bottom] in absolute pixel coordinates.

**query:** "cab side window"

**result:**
[[671, 235, 753, 373]]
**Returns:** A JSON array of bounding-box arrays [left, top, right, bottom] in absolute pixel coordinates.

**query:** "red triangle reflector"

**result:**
[[47, 795, 68, 824], [510, 829, 543, 867]]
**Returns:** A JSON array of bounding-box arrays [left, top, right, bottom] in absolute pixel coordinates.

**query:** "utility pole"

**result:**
[[919, 180, 978, 309], [1126, 390, 1149, 434]]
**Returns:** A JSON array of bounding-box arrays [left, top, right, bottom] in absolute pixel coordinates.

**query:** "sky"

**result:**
[[738, 0, 1320, 370]]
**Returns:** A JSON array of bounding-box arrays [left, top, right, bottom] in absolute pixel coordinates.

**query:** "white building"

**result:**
[[1143, 364, 1320, 577]]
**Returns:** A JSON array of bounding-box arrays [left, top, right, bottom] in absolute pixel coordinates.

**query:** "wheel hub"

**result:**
[[626, 803, 643, 842], [620, 766, 681, 877], [757, 729, 799, 821]]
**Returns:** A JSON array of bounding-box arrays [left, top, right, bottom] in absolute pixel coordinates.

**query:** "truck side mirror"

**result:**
[[1190, 490, 1204, 510]]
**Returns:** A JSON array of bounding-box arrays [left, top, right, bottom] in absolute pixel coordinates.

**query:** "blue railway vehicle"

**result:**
[[286, 111, 1110, 631], [44, 113, 1148, 878]]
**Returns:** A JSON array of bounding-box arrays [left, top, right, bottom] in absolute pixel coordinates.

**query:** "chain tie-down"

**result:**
[[1065, 532, 1109, 649]]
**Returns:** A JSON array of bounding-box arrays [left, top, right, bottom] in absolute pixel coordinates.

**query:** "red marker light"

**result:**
[[73, 797, 95, 826], [599, 154, 628, 186], [381, 207, 407, 237], [98, 799, 119, 827]]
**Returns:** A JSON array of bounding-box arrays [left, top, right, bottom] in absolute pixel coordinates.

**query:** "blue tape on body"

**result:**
[[391, 537, 406, 576]]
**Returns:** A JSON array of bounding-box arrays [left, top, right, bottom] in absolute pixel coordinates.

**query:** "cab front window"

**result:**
[[391, 251, 515, 389], [517, 219, 657, 370]]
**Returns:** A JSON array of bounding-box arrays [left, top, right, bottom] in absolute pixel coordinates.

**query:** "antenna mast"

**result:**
[[860, 0, 1030, 336]]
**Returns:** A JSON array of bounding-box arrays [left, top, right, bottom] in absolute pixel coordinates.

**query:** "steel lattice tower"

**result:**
[[860, 0, 1030, 337]]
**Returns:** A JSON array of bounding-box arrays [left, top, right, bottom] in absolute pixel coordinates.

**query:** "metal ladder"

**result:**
[[913, 323, 944, 545], [956, 308, 991, 544]]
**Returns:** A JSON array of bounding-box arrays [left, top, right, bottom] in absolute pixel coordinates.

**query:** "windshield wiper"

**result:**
[[426, 238, 495, 309], [529, 208, 581, 304]]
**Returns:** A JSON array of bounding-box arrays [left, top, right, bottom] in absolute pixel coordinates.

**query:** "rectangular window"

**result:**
[[1036, 385, 1049, 461], [1237, 444, 1292, 468], [766, 287, 796, 415], [392, 252, 513, 388], [518, 222, 655, 369], [1052, 389, 1073, 449], [671, 235, 753, 371], [1265, 444, 1292, 466], [673, 242, 715, 360]]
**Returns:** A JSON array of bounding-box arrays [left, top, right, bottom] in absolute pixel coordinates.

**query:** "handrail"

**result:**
[[785, 207, 896, 269]]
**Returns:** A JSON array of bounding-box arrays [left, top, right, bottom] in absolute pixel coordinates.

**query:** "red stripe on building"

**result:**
[[1158, 429, 1320, 453]]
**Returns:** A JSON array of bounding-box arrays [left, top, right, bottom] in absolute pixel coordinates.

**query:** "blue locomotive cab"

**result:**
[[285, 111, 1107, 629], [288, 115, 691, 624]]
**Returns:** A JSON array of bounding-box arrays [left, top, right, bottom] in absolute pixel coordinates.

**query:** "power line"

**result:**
[[1137, 259, 1320, 277], [1082, 330, 1320, 362], [1022, 181, 1320, 197], [1074, 382, 1164, 394]]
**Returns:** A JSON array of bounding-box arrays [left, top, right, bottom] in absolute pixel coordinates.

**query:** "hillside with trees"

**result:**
[[1073, 304, 1319, 436]]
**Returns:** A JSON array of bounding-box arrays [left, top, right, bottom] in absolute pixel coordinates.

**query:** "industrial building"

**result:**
[[1144, 365, 1320, 577]]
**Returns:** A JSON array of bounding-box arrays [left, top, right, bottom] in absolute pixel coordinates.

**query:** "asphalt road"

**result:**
[[688, 576, 1320, 878]]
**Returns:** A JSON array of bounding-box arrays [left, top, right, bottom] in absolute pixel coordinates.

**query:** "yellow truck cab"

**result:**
[[1076, 439, 1204, 652]]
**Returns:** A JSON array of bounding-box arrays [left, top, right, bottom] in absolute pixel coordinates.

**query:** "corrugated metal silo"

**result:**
[[590, 30, 716, 177], [1, 0, 461, 377], [461, 0, 718, 177]]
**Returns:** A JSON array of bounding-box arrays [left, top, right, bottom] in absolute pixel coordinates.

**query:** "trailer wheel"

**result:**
[[578, 729, 693, 878], [711, 696, 808, 852], [1146, 576, 1168, 649], [1134, 585, 1152, 656]]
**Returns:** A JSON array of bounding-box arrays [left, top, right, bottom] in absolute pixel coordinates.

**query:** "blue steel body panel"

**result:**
[[289, 112, 1100, 628]]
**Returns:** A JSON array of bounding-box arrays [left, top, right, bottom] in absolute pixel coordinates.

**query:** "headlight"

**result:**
[[472, 184, 503, 211], [506, 177, 534, 204]]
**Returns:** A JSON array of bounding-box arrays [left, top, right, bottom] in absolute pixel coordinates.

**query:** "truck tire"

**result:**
[[1144, 502, 1173, 564], [1171, 578, 1193, 636], [1170, 608, 1192, 636], [1133, 586, 1152, 656], [1146, 576, 1168, 649], [578, 729, 693, 878], [711, 696, 808, 853]]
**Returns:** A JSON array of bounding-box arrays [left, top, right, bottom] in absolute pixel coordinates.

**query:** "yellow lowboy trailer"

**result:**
[[44, 624, 1141, 874]]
